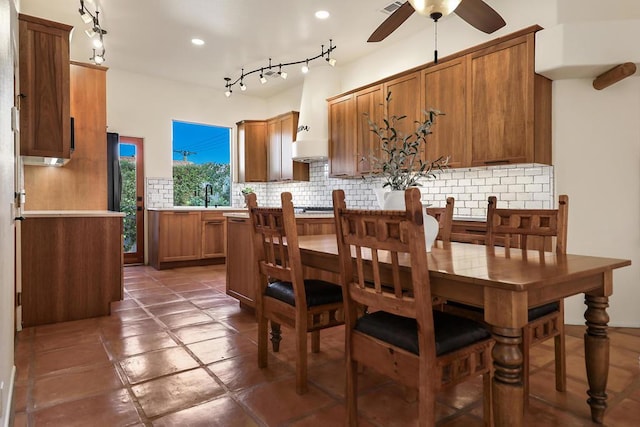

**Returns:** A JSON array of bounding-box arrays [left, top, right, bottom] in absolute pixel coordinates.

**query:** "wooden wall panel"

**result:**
[[24, 62, 107, 210]]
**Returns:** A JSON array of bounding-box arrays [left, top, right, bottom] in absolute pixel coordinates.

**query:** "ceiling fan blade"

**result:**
[[368, 2, 415, 42], [454, 0, 506, 34]]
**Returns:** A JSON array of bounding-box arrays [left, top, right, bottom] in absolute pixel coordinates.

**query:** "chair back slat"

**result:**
[[486, 195, 568, 254]]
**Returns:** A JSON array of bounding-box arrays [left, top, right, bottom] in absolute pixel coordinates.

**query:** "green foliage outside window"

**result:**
[[173, 162, 231, 207], [120, 159, 137, 252]]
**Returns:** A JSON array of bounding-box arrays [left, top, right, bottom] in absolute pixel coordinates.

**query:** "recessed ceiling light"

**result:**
[[191, 38, 205, 46], [315, 10, 330, 19]]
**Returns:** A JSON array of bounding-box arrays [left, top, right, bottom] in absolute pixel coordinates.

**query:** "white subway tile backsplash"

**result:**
[[145, 163, 554, 220]]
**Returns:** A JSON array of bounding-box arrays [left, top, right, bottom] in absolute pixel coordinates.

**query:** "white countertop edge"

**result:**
[[23, 210, 126, 218], [224, 212, 335, 219], [147, 207, 247, 211]]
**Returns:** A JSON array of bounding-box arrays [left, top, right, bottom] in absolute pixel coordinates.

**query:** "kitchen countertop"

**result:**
[[147, 207, 247, 211], [224, 212, 486, 221], [23, 210, 125, 218], [224, 212, 334, 219]]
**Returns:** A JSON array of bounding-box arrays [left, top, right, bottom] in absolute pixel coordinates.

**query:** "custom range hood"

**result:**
[[292, 66, 340, 162]]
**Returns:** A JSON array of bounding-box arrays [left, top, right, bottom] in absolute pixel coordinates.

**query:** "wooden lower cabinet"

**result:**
[[149, 209, 241, 270], [225, 215, 336, 309], [21, 214, 123, 327], [225, 216, 256, 307]]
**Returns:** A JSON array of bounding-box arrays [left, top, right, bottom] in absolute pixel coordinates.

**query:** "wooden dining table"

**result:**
[[295, 235, 631, 427]]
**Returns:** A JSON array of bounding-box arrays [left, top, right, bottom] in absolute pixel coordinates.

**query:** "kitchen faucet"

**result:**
[[204, 184, 213, 208]]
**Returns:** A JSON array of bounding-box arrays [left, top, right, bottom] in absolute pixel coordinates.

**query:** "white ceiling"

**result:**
[[19, 0, 445, 97]]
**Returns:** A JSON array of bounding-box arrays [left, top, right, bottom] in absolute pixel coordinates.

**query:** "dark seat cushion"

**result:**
[[355, 310, 490, 356], [527, 301, 560, 321], [447, 300, 560, 322], [265, 279, 342, 307]]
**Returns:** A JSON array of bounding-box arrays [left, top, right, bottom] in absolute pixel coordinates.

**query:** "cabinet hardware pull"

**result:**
[[484, 159, 510, 165], [229, 218, 246, 223]]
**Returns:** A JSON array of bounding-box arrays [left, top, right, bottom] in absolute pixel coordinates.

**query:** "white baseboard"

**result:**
[[1, 366, 15, 427]]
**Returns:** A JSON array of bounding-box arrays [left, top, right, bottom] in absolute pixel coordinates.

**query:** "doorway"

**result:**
[[119, 136, 144, 265]]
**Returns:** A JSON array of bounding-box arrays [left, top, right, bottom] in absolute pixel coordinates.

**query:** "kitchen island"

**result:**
[[20, 210, 124, 327]]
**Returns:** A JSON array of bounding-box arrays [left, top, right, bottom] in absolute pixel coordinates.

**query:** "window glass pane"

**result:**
[[172, 121, 231, 207]]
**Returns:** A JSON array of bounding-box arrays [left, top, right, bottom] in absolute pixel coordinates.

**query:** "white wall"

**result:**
[[554, 78, 640, 326], [0, 0, 17, 424]]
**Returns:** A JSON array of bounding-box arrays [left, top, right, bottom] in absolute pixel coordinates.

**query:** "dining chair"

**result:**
[[426, 196, 454, 243], [332, 188, 493, 426], [447, 194, 569, 407], [247, 192, 344, 394]]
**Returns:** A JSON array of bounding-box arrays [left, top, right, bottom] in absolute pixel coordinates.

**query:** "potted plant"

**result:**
[[364, 91, 449, 250], [240, 187, 254, 207], [365, 91, 449, 207]]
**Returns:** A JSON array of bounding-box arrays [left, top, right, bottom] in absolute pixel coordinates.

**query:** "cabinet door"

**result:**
[[19, 14, 72, 159], [280, 113, 295, 180], [202, 215, 226, 259], [422, 58, 468, 168], [158, 212, 201, 261], [225, 217, 256, 307], [328, 94, 356, 177], [267, 119, 282, 181], [237, 121, 267, 182], [383, 72, 422, 140], [355, 85, 384, 175], [469, 35, 534, 166]]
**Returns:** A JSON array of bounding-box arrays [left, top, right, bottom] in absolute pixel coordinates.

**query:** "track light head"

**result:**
[[327, 57, 337, 67]]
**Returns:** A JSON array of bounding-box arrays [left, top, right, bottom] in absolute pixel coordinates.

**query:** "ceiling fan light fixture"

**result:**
[[408, 0, 461, 19]]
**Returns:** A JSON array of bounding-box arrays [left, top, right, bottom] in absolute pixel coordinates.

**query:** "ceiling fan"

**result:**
[[368, 0, 506, 43]]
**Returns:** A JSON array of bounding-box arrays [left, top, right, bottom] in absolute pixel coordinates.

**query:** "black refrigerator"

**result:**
[[107, 132, 122, 211]]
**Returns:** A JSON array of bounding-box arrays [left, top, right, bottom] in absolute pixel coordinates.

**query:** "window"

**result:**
[[172, 120, 231, 207]]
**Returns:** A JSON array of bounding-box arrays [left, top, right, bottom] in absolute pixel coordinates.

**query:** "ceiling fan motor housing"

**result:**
[[408, 0, 462, 18]]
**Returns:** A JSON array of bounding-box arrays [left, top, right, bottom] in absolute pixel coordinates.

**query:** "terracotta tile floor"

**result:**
[[11, 265, 640, 426]]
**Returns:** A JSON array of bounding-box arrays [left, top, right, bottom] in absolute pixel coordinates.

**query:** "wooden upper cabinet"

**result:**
[[355, 85, 384, 175], [325, 26, 551, 174], [469, 33, 551, 166], [267, 111, 308, 182], [19, 14, 72, 159], [328, 93, 356, 177], [382, 72, 422, 140], [422, 58, 469, 168], [237, 120, 267, 182]]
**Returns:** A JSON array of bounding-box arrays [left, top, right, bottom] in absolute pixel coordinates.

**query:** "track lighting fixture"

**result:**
[[77, 0, 108, 65], [224, 77, 232, 97], [222, 39, 337, 97], [90, 49, 105, 64]]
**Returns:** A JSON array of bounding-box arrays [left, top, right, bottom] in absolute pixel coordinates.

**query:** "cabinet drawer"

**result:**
[[201, 211, 225, 221]]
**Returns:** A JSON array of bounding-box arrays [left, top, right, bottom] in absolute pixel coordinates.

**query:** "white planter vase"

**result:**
[[373, 188, 439, 252]]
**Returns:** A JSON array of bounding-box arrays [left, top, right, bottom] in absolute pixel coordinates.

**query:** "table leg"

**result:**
[[270, 322, 282, 352], [584, 294, 610, 424], [491, 326, 524, 427]]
